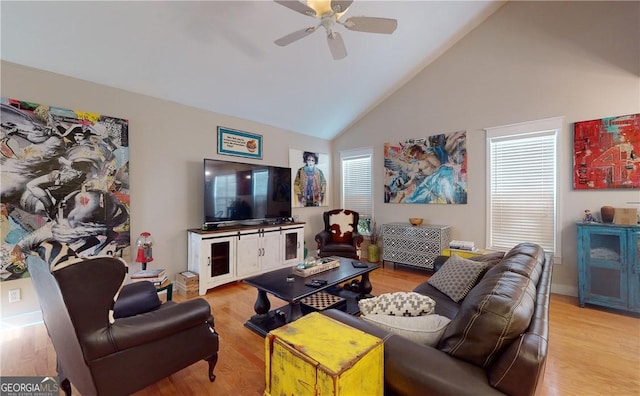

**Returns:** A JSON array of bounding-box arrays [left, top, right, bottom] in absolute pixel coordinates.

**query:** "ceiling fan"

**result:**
[[273, 0, 398, 60]]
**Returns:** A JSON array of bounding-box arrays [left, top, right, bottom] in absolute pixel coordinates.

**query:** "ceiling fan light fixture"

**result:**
[[320, 16, 336, 32], [273, 0, 396, 60], [306, 0, 349, 18]]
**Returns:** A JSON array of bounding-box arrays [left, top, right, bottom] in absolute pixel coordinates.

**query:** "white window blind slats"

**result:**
[[488, 130, 557, 253], [342, 155, 372, 218]]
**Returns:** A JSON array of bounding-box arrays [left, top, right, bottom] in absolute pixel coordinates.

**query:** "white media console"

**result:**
[[187, 223, 305, 295]]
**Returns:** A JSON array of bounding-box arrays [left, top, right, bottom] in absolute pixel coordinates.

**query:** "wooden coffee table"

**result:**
[[243, 257, 379, 336]]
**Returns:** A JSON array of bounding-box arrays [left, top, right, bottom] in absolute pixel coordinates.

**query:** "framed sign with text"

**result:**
[[217, 126, 262, 159]]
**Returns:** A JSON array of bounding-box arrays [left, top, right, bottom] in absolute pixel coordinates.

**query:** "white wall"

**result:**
[[0, 62, 331, 317], [333, 1, 640, 295]]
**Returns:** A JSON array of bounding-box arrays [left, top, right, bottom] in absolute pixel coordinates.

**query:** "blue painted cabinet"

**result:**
[[577, 222, 640, 314]]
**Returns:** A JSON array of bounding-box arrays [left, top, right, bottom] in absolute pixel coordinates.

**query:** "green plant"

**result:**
[[369, 221, 381, 245]]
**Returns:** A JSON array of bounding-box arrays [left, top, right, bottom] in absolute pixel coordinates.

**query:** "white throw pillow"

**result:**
[[427, 254, 487, 302], [361, 314, 451, 346], [358, 292, 435, 317]]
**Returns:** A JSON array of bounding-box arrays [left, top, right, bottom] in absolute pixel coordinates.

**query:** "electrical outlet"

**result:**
[[8, 288, 21, 303]]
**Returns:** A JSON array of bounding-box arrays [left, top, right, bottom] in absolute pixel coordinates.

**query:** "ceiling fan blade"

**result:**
[[275, 27, 317, 46], [274, 1, 317, 17], [327, 32, 347, 60], [331, 0, 353, 13], [343, 16, 398, 34]]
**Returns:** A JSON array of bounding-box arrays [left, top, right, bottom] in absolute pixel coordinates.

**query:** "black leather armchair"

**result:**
[[26, 253, 219, 396], [315, 209, 364, 259]]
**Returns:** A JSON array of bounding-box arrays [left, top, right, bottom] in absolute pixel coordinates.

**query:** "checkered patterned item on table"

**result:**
[[301, 292, 346, 311]]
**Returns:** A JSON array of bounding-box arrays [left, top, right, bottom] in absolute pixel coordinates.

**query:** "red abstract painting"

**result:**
[[573, 113, 640, 189]]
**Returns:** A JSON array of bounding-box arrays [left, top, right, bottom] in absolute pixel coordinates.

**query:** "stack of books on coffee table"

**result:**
[[130, 268, 167, 286]]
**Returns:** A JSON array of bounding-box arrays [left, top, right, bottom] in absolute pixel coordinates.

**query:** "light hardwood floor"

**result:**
[[1, 264, 639, 395]]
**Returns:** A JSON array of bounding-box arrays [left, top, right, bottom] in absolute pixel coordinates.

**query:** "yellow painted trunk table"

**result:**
[[265, 312, 383, 396]]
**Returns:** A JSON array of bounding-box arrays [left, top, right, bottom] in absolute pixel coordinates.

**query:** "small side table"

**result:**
[[265, 312, 383, 396], [155, 279, 173, 301]]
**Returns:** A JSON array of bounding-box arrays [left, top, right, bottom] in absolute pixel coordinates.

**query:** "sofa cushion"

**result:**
[[358, 292, 435, 317], [488, 242, 544, 285], [427, 255, 487, 302], [412, 283, 461, 319], [438, 264, 536, 368], [361, 313, 451, 346], [468, 251, 505, 267]]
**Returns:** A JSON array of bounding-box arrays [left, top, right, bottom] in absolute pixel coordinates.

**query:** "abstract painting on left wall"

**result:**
[[0, 98, 130, 281]]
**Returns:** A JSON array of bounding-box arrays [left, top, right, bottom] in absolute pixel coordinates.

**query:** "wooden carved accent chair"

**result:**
[[315, 209, 364, 259]]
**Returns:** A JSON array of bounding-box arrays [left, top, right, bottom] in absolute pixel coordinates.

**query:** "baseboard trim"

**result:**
[[0, 310, 43, 330], [551, 283, 578, 297]]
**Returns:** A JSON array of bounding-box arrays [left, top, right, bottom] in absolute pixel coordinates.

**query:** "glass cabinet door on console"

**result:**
[[203, 236, 236, 282], [188, 232, 236, 295], [283, 226, 304, 267], [577, 222, 640, 314]]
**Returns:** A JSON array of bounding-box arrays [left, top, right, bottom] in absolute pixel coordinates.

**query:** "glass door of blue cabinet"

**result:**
[[578, 225, 627, 309], [630, 229, 640, 311]]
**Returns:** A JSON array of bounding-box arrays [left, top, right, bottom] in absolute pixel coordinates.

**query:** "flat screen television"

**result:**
[[203, 158, 292, 226]]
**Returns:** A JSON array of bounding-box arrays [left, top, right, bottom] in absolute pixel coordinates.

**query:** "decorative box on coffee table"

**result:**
[[265, 312, 383, 396]]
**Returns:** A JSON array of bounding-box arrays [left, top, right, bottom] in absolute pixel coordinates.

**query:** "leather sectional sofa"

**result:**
[[323, 242, 553, 396]]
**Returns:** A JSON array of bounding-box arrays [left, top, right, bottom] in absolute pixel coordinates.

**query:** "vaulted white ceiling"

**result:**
[[1, 1, 503, 140]]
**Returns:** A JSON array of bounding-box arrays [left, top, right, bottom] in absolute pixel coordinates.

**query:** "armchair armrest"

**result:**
[[315, 230, 332, 247], [83, 299, 214, 361], [351, 231, 364, 247]]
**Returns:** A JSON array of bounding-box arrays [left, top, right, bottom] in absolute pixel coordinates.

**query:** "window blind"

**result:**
[[341, 149, 373, 225], [488, 130, 557, 253]]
